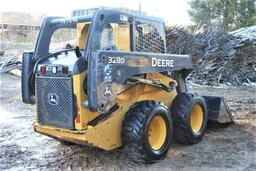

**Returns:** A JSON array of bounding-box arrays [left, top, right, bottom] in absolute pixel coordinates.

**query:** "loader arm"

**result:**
[[86, 50, 193, 112]]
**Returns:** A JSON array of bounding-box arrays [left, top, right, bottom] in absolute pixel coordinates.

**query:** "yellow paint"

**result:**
[[111, 23, 130, 51], [190, 104, 203, 133], [72, 71, 99, 129], [34, 20, 180, 150], [34, 84, 143, 150], [76, 22, 90, 49], [148, 116, 167, 150], [34, 73, 178, 150], [138, 73, 177, 108]]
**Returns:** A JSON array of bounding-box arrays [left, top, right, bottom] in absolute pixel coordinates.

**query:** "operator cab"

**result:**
[[35, 16, 134, 77], [22, 9, 167, 105], [35, 21, 91, 77]]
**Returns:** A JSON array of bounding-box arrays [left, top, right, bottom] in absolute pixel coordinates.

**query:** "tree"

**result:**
[[188, 0, 256, 30], [235, 0, 256, 27]]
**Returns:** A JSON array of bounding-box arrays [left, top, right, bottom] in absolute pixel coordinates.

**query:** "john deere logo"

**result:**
[[47, 93, 60, 105]]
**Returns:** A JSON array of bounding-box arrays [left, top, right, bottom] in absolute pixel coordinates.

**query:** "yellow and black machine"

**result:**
[[21, 9, 233, 163]]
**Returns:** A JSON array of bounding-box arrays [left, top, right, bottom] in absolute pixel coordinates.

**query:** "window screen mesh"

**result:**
[[135, 21, 165, 53]]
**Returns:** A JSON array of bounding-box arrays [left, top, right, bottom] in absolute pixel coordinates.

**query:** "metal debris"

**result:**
[[0, 58, 21, 74], [166, 26, 256, 86]]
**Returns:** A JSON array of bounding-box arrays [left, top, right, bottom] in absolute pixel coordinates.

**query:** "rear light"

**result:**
[[40, 66, 46, 74], [75, 114, 80, 123], [75, 105, 80, 123], [62, 66, 69, 74], [51, 66, 57, 74]]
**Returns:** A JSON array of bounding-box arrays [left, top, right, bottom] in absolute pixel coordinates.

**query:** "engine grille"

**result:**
[[35, 76, 75, 130]]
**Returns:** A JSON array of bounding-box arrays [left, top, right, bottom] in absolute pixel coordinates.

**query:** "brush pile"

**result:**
[[166, 25, 256, 86]]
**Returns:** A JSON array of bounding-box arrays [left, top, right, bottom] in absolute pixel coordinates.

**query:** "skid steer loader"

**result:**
[[21, 9, 233, 163]]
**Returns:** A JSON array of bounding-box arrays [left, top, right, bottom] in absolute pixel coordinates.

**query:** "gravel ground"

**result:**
[[0, 74, 255, 170]]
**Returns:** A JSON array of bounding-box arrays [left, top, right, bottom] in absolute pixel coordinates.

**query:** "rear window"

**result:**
[[49, 28, 76, 53], [48, 22, 90, 53]]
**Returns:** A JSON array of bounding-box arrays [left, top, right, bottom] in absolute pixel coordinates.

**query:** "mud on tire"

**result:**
[[121, 101, 173, 163], [171, 92, 207, 144]]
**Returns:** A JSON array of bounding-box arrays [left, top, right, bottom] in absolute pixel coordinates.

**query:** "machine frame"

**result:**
[[21, 9, 232, 162]]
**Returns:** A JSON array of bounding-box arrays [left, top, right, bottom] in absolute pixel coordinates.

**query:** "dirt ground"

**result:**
[[0, 74, 255, 170]]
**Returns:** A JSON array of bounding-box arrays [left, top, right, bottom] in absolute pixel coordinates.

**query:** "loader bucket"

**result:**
[[203, 96, 233, 123]]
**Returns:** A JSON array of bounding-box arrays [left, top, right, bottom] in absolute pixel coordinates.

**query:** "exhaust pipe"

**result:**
[[203, 96, 233, 124]]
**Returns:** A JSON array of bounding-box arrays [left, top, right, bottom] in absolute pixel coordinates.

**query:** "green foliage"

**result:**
[[188, 0, 256, 30]]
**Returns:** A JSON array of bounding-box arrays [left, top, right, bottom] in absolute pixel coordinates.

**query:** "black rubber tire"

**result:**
[[171, 92, 208, 144], [122, 101, 173, 163], [57, 139, 74, 146]]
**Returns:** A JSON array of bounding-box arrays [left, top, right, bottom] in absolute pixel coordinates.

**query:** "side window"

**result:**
[[135, 21, 165, 53], [100, 23, 131, 51], [100, 24, 115, 49]]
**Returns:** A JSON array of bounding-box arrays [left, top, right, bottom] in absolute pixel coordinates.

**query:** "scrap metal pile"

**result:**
[[0, 57, 22, 77], [166, 26, 256, 86]]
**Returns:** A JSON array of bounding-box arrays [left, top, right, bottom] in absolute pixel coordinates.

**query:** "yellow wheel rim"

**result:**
[[148, 116, 167, 150], [190, 104, 203, 134]]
